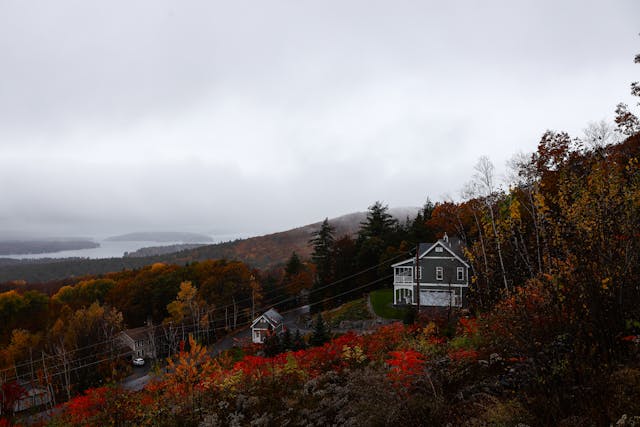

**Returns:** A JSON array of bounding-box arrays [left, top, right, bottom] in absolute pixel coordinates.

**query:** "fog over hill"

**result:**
[[0, 207, 420, 283], [105, 231, 214, 243]]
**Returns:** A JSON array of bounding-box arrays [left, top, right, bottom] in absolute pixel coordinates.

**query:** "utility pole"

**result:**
[[251, 275, 256, 321], [415, 243, 420, 313]]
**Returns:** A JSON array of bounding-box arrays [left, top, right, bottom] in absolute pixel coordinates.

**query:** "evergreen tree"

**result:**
[[281, 328, 292, 351], [353, 202, 400, 295], [292, 329, 306, 351], [408, 198, 436, 243], [281, 252, 313, 306], [309, 218, 335, 281], [285, 252, 303, 276], [263, 329, 282, 357], [358, 201, 398, 241], [309, 218, 335, 313], [310, 313, 330, 347]]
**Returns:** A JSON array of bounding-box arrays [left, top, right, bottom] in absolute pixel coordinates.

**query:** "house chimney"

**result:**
[[443, 232, 449, 243]]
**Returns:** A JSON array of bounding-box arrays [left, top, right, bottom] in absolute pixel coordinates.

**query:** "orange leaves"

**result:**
[[165, 334, 214, 393]]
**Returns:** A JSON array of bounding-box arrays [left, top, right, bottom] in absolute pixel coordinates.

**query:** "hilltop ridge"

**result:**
[[0, 207, 420, 283]]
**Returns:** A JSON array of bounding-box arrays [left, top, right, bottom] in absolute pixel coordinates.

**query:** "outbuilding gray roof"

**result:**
[[263, 308, 283, 324]]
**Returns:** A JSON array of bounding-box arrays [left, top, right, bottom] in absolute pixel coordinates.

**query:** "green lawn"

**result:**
[[370, 289, 408, 320], [322, 298, 373, 328]]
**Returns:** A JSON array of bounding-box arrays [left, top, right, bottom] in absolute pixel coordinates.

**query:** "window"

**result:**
[[457, 267, 464, 281], [436, 267, 443, 280], [435, 246, 443, 253]]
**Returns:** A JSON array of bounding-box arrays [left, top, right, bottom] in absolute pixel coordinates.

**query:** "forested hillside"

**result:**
[[3, 44, 640, 427], [2, 125, 638, 425]]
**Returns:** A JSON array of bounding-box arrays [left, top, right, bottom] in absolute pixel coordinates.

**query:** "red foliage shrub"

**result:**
[[387, 349, 426, 390], [63, 386, 109, 425], [458, 317, 478, 336], [362, 322, 407, 359], [0, 382, 26, 416]]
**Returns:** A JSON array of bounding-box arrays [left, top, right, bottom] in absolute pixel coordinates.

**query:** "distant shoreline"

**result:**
[[0, 240, 100, 256], [105, 231, 214, 243]]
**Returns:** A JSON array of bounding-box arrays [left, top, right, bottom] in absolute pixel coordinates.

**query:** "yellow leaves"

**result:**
[[4, 329, 41, 364], [509, 198, 521, 223], [166, 300, 185, 323], [167, 281, 201, 323], [282, 353, 305, 377], [216, 370, 243, 394], [177, 281, 198, 303], [150, 262, 166, 272], [601, 277, 611, 291], [342, 345, 367, 365], [0, 290, 24, 311], [533, 191, 549, 214]]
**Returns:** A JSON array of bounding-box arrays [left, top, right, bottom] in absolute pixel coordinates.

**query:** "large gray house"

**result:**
[[392, 233, 469, 307]]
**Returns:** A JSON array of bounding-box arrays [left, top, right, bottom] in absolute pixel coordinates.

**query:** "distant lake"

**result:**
[[2, 233, 251, 260]]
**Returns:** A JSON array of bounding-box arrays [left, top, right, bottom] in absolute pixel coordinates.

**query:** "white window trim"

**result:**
[[435, 246, 443, 252], [436, 267, 443, 280], [457, 267, 464, 281]]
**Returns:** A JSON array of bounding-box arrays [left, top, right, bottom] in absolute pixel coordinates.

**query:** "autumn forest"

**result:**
[[1, 48, 640, 427]]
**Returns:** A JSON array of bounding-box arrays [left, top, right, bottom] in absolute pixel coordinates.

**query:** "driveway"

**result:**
[[121, 362, 152, 391]]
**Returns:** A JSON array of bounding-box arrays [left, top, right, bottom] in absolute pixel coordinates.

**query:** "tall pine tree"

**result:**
[[309, 218, 335, 313]]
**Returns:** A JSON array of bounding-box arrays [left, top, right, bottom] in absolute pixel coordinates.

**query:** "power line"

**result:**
[[1, 249, 411, 382]]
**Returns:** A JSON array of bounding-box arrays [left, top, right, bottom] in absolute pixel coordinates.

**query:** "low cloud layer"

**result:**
[[1, 0, 638, 238]]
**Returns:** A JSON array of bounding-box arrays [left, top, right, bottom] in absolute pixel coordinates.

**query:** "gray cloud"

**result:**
[[0, 0, 638, 238]]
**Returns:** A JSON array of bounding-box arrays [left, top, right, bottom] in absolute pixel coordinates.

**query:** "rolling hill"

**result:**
[[0, 207, 419, 283]]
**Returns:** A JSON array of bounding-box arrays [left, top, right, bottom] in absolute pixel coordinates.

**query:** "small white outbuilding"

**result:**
[[250, 308, 284, 343]]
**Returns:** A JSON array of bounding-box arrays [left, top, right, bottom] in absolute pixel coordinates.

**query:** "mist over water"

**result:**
[[1, 233, 252, 260]]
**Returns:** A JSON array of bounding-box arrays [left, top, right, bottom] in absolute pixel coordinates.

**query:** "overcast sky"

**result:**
[[0, 1, 638, 239]]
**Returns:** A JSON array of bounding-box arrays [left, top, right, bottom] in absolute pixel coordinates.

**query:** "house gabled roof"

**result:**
[[251, 308, 284, 328], [391, 235, 470, 268], [121, 326, 151, 341]]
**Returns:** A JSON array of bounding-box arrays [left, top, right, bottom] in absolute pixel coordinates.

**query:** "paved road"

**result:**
[[122, 373, 153, 391], [121, 360, 154, 391], [121, 306, 312, 390]]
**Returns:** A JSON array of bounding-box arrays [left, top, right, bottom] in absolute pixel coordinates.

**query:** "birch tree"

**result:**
[[473, 156, 509, 293]]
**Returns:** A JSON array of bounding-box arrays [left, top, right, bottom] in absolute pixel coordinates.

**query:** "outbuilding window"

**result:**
[[436, 267, 443, 280], [457, 267, 464, 281]]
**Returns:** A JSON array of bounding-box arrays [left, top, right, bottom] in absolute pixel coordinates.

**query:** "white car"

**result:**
[[133, 357, 145, 366]]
